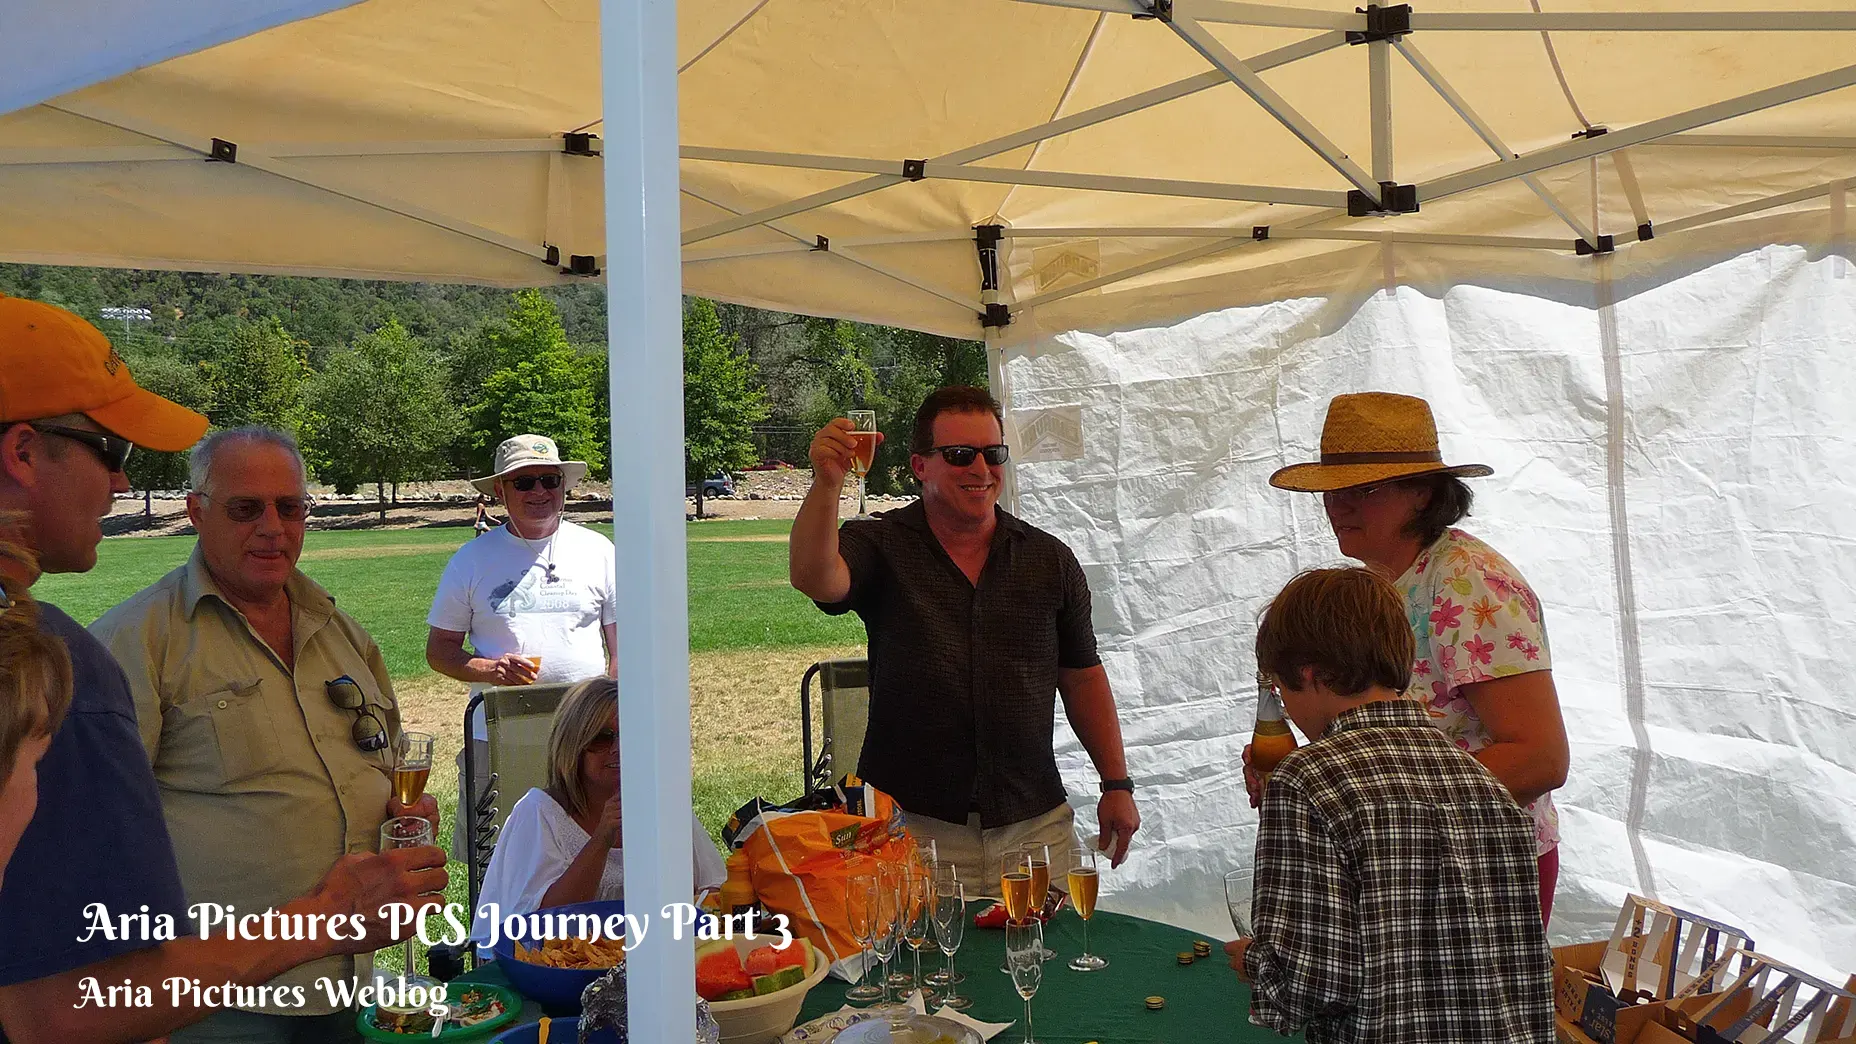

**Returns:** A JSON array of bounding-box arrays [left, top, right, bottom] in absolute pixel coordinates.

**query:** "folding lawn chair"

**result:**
[[428, 681, 572, 979], [799, 658, 870, 794]]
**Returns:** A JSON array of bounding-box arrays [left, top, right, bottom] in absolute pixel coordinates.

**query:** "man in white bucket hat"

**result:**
[[425, 435, 615, 856]]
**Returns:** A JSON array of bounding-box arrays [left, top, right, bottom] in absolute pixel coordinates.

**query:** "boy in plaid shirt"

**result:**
[[1229, 568, 1554, 1044]]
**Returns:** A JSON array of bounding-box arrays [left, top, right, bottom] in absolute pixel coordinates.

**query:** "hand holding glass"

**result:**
[[379, 816, 437, 992], [847, 411, 878, 519]]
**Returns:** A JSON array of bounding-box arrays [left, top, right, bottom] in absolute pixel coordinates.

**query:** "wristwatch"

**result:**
[[1098, 778, 1135, 793]]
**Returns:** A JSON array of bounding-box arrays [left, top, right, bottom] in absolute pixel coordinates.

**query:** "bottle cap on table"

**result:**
[[1193, 940, 1213, 957], [1145, 996, 1166, 1010], [1177, 951, 1195, 964]]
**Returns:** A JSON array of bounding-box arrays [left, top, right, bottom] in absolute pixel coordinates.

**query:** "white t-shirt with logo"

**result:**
[[428, 520, 617, 738]]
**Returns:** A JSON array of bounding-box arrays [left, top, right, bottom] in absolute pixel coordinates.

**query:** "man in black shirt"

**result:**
[[790, 386, 1140, 882]]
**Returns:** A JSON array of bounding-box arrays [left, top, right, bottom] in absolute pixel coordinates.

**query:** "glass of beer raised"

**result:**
[[1066, 847, 1105, 971], [847, 410, 878, 520], [393, 732, 435, 807]]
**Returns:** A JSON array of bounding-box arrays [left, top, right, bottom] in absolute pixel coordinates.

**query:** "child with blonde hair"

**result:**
[[0, 525, 74, 889]]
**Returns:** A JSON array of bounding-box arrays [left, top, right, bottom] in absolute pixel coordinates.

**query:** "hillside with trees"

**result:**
[[0, 264, 985, 502]]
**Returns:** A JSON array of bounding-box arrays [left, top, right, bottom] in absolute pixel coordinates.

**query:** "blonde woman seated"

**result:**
[[471, 678, 726, 951]]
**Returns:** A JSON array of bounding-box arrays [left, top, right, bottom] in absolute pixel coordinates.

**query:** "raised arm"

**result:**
[[788, 419, 872, 603]]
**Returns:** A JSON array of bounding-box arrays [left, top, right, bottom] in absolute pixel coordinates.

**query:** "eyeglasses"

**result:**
[[32, 424, 134, 473], [326, 675, 390, 752], [197, 494, 312, 523], [1320, 482, 1400, 506], [926, 444, 1010, 467], [585, 728, 618, 755], [506, 473, 563, 492]]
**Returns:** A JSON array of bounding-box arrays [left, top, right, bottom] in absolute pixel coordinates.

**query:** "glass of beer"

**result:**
[[847, 410, 878, 520], [1225, 866, 1255, 937], [1000, 852, 1034, 923], [1067, 847, 1105, 971], [1020, 843, 1055, 959], [393, 732, 435, 807], [379, 816, 438, 994]]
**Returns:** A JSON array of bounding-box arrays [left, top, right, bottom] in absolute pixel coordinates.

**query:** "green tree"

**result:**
[[683, 299, 770, 519], [202, 317, 310, 435], [471, 293, 604, 476], [120, 352, 213, 525], [307, 319, 462, 512]]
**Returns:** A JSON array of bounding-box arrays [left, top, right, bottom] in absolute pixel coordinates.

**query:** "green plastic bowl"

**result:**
[[356, 982, 522, 1042]]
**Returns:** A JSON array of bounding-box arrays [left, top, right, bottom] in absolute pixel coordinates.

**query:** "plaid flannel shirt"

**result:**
[[1243, 699, 1553, 1044]]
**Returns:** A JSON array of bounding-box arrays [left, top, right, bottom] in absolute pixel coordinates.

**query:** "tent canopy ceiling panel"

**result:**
[[4, 0, 1856, 339]]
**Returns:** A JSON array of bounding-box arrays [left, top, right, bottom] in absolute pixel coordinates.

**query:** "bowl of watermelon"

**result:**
[[697, 936, 829, 1044]]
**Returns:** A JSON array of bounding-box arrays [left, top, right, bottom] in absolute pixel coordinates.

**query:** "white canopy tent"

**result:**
[[5, 0, 1856, 1031]]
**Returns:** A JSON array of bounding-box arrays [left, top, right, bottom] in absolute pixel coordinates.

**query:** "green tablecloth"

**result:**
[[459, 905, 1297, 1043]]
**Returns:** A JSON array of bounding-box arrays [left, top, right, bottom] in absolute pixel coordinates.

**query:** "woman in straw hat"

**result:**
[[1260, 392, 1570, 922]]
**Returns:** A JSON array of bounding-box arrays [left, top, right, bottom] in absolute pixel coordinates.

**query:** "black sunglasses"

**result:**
[[326, 675, 389, 752], [585, 728, 618, 755], [33, 424, 134, 472], [926, 444, 1009, 467], [507, 473, 563, 492], [198, 493, 312, 523]]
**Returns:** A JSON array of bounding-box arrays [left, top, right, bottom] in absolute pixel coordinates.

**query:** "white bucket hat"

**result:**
[[472, 434, 588, 496]]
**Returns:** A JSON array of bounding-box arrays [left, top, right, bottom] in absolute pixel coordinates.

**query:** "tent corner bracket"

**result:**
[[902, 159, 927, 181], [1349, 182, 1418, 216], [208, 138, 237, 163], [543, 244, 561, 267], [980, 303, 1013, 328], [1253, 225, 1270, 241], [562, 133, 602, 157], [1347, 4, 1412, 45], [1575, 234, 1616, 256], [563, 254, 601, 276], [1637, 221, 1654, 241], [813, 235, 830, 251], [1133, 0, 1173, 22]]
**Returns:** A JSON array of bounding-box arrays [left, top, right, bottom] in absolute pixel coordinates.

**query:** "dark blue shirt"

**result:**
[[0, 602, 189, 987]]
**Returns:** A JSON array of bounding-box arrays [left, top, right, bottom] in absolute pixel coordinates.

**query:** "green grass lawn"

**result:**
[[38, 520, 861, 668]]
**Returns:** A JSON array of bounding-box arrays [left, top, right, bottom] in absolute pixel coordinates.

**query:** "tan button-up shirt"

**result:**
[[92, 549, 401, 1014]]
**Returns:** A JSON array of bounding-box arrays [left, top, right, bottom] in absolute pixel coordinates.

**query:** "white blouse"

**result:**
[[470, 787, 728, 949]]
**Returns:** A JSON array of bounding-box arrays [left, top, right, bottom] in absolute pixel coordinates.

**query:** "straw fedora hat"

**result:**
[[1268, 393, 1492, 493], [472, 434, 588, 496]]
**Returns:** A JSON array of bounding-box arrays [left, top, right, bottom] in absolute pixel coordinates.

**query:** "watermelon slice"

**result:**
[[751, 966, 806, 996], [743, 942, 807, 978], [695, 946, 752, 1001]]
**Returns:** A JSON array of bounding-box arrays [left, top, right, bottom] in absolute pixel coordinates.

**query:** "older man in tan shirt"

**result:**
[[93, 426, 437, 1044]]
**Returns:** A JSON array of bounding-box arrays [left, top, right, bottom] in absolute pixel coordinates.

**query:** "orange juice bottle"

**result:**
[[1251, 672, 1298, 784]]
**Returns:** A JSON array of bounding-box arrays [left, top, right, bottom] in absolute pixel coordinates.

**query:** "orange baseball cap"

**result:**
[[0, 294, 209, 453]]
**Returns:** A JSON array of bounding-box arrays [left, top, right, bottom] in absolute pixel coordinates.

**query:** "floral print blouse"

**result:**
[[1395, 528, 1559, 855]]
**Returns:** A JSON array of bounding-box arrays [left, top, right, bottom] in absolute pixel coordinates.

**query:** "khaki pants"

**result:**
[[901, 803, 1078, 896]]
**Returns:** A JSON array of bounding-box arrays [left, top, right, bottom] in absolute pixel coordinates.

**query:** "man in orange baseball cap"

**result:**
[[0, 297, 445, 1044]]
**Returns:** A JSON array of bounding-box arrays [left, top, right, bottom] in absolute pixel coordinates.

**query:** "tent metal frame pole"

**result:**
[[1369, 39, 1393, 184], [682, 146, 1349, 208], [1611, 152, 1653, 235], [0, 139, 586, 165], [1392, 38, 1597, 243], [679, 31, 1346, 246], [601, 0, 694, 1035], [1271, 228, 1570, 250], [1658, 134, 1856, 149], [1419, 61, 1856, 202], [45, 102, 554, 264], [1165, 12, 1383, 200], [684, 230, 988, 263], [681, 185, 984, 318], [1408, 10, 1856, 31], [1648, 176, 1856, 238]]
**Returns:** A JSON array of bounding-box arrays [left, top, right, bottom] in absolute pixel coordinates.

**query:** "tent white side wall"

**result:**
[[1012, 239, 1856, 976]]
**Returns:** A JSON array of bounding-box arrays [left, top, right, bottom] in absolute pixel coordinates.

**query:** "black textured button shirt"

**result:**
[[817, 500, 1101, 827]]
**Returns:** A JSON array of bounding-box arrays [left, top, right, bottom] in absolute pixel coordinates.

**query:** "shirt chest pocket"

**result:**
[[167, 682, 282, 787]]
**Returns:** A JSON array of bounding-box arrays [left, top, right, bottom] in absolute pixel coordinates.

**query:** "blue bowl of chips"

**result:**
[[490, 900, 631, 1013]]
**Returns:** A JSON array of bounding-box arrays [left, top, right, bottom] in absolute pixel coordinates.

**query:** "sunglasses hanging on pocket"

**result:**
[[326, 675, 389, 752]]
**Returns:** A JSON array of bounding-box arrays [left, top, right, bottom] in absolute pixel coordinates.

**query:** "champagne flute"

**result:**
[[932, 878, 971, 1010], [845, 870, 883, 1003], [847, 410, 878, 520], [903, 866, 935, 1004], [1005, 920, 1045, 1043], [378, 816, 437, 998], [1020, 843, 1055, 960], [927, 863, 964, 987], [1225, 866, 1255, 937], [393, 732, 435, 807], [1066, 847, 1106, 972], [1000, 852, 1034, 923], [870, 863, 909, 1027]]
